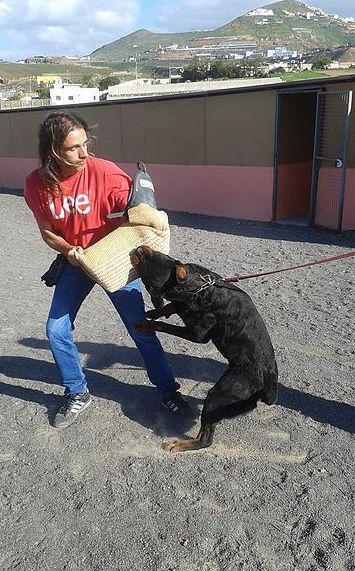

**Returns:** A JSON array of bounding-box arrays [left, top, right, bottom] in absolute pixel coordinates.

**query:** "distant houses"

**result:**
[[49, 80, 99, 106]]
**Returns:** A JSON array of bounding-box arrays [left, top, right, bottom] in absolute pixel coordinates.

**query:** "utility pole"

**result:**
[[133, 44, 138, 83]]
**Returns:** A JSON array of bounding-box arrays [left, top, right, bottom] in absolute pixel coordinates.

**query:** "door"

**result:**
[[274, 91, 318, 224], [311, 90, 353, 231]]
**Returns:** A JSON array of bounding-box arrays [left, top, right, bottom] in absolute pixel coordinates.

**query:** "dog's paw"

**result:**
[[136, 320, 162, 333], [162, 439, 181, 453], [135, 321, 153, 332], [162, 438, 198, 453], [145, 308, 160, 320]]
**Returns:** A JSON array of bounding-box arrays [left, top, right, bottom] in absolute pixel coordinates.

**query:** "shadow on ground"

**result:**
[[19, 336, 226, 381], [1, 353, 354, 435], [0, 187, 23, 197], [168, 212, 355, 247], [0, 355, 199, 438], [2, 188, 355, 247]]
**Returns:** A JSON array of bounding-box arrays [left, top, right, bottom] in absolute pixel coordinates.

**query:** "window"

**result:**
[[56, 96, 61, 100], [68, 95, 74, 101]]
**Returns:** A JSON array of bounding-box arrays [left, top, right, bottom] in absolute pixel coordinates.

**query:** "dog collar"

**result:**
[[194, 274, 216, 294]]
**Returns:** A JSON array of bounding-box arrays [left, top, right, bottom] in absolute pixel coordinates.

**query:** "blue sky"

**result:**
[[0, 0, 353, 61]]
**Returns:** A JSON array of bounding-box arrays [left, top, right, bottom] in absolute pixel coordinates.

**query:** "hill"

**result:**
[[336, 47, 355, 61], [90, 28, 209, 62], [0, 62, 109, 81], [90, 0, 355, 62], [216, 0, 355, 50]]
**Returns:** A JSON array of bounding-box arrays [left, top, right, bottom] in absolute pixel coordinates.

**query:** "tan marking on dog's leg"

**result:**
[[162, 426, 204, 453]]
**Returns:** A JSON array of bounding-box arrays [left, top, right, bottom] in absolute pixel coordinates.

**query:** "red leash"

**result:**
[[224, 250, 355, 283]]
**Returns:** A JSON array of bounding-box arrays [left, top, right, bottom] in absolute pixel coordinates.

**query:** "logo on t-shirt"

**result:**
[[48, 193, 91, 220]]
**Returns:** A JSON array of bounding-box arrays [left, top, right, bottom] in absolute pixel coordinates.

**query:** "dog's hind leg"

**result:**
[[261, 366, 278, 405], [202, 366, 262, 422], [162, 421, 216, 453], [162, 368, 264, 453], [261, 383, 278, 405]]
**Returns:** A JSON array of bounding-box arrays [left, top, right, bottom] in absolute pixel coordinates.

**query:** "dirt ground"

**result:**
[[0, 187, 354, 571]]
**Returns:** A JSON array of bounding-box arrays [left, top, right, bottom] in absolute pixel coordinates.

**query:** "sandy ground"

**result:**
[[0, 187, 354, 571]]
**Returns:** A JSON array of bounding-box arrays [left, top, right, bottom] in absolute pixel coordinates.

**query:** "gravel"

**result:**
[[0, 188, 354, 571]]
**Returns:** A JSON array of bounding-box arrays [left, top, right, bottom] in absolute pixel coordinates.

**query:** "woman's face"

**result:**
[[58, 128, 89, 173]]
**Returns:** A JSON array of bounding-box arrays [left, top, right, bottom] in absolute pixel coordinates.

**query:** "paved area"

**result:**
[[0, 187, 354, 571]]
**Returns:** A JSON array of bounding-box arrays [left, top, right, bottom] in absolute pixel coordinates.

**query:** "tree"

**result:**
[[181, 59, 209, 82], [209, 61, 236, 79], [311, 56, 332, 70], [82, 73, 101, 88], [98, 76, 121, 91], [151, 66, 170, 79], [36, 86, 50, 98], [8, 91, 23, 101], [269, 66, 287, 76]]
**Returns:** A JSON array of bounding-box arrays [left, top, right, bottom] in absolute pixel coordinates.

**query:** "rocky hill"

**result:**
[[217, 1, 354, 49], [90, 0, 355, 62]]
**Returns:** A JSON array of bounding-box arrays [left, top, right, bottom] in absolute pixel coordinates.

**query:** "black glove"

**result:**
[[41, 254, 68, 287]]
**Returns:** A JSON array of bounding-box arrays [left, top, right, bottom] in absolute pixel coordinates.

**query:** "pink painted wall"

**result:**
[[131, 164, 274, 221], [0, 157, 37, 189], [342, 168, 355, 230], [1, 157, 275, 221]]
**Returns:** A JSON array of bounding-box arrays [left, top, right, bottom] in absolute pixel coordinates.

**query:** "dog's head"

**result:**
[[130, 246, 187, 302]]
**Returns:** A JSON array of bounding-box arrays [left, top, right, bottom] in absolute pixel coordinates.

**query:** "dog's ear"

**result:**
[[176, 264, 187, 283]]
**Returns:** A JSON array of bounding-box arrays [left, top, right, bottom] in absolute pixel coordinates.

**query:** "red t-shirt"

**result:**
[[24, 156, 132, 248]]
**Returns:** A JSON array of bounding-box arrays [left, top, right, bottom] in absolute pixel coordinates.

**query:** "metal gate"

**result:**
[[311, 90, 353, 231]]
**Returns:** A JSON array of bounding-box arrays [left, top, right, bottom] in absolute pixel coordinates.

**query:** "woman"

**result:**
[[25, 111, 187, 428]]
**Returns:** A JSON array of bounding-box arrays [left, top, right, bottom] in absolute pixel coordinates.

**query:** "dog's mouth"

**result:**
[[130, 246, 157, 294], [130, 245, 153, 267]]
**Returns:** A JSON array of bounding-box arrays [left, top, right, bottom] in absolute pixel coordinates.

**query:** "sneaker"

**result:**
[[52, 390, 92, 429], [161, 391, 189, 413]]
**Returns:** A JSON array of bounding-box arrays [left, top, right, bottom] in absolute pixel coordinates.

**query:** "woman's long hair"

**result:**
[[38, 112, 94, 196]]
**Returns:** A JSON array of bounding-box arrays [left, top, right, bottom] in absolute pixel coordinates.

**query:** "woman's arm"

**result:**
[[37, 219, 81, 266]]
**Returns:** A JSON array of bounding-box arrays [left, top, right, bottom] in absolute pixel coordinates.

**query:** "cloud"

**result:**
[[0, 0, 139, 60], [0, 0, 353, 61], [152, 0, 263, 31], [36, 26, 73, 46], [0, 2, 10, 12], [26, 0, 85, 24], [94, 9, 135, 30]]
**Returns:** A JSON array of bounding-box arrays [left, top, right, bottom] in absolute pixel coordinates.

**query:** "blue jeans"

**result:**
[[46, 265, 179, 399]]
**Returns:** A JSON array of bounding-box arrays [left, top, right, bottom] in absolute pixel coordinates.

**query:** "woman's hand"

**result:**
[[66, 246, 84, 266]]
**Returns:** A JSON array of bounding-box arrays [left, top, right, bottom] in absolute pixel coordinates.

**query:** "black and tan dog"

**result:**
[[131, 246, 278, 453]]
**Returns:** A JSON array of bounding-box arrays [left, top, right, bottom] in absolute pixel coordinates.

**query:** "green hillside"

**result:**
[[0, 62, 109, 81], [90, 0, 355, 62], [217, 0, 355, 49], [90, 28, 208, 61]]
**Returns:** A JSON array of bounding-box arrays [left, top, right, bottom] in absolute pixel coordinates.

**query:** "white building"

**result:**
[[247, 8, 274, 16], [50, 83, 99, 106], [227, 53, 245, 60], [266, 47, 298, 59], [107, 77, 283, 100]]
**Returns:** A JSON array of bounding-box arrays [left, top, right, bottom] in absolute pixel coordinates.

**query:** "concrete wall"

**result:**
[[0, 78, 354, 228], [0, 89, 276, 222]]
